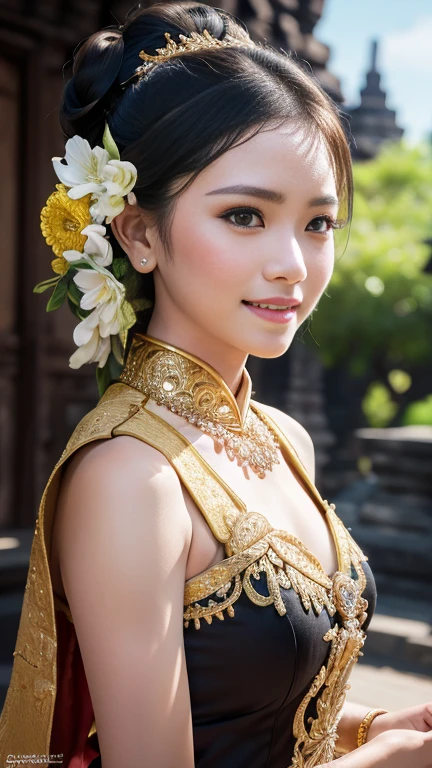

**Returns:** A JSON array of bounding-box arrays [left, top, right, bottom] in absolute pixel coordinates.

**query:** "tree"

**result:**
[[305, 140, 432, 426], [307, 140, 432, 374]]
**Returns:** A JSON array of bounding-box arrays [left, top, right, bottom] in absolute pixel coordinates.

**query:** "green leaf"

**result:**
[[120, 299, 137, 331], [67, 280, 84, 307], [68, 260, 93, 270], [67, 296, 82, 318], [96, 363, 112, 399], [108, 346, 125, 380], [103, 122, 120, 161], [111, 333, 125, 366], [46, 278, 69, 312], [112, 257, 128, 279], [131, 296, 153, 312], [95, 350, 125, 398], [76, 307, 92, 321], [33, 276, 61, 294]]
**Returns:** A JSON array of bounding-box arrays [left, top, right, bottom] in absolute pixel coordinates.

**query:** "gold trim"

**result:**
[[291, 573, 369, 767], [182, 505, 367, 629], [120, 333, 252, 429], [183, 521, 338, 630], [118, 334, 280, 478]]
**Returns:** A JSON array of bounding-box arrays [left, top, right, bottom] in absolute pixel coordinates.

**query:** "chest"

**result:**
[[162, 411, 340, 582]]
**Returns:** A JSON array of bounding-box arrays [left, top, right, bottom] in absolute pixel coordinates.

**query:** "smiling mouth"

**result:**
[[242, 300, 297, 310]]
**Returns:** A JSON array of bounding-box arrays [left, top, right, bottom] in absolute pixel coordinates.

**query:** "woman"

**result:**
[[1, 3, 431, 767]]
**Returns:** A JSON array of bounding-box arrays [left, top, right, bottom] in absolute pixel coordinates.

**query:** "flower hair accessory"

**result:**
[[35, 124, 149, 396]]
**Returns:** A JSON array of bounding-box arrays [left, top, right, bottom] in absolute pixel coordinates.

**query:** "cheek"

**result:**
[[302, 243, 334, 316], [306, 241, 334, 288], [171, 214, 251, 293]]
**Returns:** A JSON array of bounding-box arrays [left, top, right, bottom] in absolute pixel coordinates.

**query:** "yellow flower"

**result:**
[[51, 256, 70, 276], [40, 183, 92, 263]]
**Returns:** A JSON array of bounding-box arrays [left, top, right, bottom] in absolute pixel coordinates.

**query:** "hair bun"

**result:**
[[60, 27, 124, 144], [117, 2, 251, 82]]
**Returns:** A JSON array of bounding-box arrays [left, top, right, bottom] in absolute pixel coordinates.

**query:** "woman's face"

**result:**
[[146, 123, 339, 365]]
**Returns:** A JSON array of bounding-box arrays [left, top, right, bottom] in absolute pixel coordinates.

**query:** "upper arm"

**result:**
[[255, 402, 316, 483], [54, 436, 194, 768]]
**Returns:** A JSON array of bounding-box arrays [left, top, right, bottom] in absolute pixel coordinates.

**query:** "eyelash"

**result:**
[[219, 206, 344, 234]]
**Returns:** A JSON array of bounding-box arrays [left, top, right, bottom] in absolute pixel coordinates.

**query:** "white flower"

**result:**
[[101, 160, 136, 198], [90, 161, 137, 223], [44, 130, 139, 373], [68, 266, 126, 369], [73, 269, 125, 338], [90, 192, 126, 225], [69, 315, 111, 369], [53, 137, 111, 198], [63, 224, 113, 268], [52, 135, 137, 224]]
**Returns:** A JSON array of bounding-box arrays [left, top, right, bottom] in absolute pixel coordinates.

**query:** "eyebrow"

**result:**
[[205, 185, 339, 207]]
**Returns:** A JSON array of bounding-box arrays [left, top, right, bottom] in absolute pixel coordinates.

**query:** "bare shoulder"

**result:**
[[61, 433, 182, 483], [55, 434, 192, 555], [58, 434, 188, 506], [252, 400, 315, 482], [53, 435, 195, 766]]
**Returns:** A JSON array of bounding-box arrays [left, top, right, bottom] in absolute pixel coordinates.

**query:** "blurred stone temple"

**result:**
[[345, 39, 404, 159]]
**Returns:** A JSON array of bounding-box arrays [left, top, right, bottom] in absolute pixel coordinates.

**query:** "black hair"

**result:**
[[60, 1, 353, 340]]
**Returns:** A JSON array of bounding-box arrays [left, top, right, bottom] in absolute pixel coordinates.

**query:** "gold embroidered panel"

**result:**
[[183, 505, 367, 629], [182, 502, 370, 768]]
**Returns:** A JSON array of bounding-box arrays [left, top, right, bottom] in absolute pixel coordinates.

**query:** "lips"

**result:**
[[242, 301, 298, 325], [242, 297, 302, 309]]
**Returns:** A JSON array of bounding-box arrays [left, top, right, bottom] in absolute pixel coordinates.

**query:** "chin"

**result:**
[[243, 329, 296, 359]]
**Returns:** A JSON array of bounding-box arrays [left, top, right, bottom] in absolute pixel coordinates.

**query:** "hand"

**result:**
[[367, 702, 432, 743], [324, 727, 432, 768]]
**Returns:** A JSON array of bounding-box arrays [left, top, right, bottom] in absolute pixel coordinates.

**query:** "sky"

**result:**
[[315, 0, 432, 145]]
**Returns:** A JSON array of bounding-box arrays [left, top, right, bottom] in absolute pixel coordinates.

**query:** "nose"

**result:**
[[262, 236, 307, 283]]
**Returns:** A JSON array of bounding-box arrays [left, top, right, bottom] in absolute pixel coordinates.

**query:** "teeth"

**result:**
[[247, 302, 294, 310]]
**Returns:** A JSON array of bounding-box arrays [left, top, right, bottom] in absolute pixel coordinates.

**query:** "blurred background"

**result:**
[[0, 0, 431, 711]]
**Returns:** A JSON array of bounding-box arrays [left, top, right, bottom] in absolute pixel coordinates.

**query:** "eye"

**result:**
[[219, 207, 265, 229], [306, 215, 343, 234]]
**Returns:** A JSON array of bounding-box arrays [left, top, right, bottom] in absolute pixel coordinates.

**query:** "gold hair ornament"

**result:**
[[117, 28, 256, 87], [139, 29, 253, 65]]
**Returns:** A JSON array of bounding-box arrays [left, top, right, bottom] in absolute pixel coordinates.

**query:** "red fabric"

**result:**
[[49, 609, 100, 768]]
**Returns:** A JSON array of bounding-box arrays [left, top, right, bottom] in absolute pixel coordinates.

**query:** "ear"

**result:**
[[110, 201, 158, 273]]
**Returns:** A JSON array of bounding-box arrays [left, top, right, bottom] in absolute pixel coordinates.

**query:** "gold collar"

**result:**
[[119, 333, 252, 432], [118, 332, 280, 477]]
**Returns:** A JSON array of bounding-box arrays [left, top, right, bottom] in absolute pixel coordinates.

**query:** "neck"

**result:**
[[144, 323, 248, 398]]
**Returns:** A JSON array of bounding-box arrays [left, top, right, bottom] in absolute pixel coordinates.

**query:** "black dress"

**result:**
[[184, 560, 376, 767]]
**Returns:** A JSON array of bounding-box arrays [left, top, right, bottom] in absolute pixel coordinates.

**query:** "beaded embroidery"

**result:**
[[119, 333, 281, 477], [183, 502, 367, 630]]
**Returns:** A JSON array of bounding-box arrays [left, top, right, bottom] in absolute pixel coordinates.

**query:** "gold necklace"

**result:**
[[119, 333, 281, 478]]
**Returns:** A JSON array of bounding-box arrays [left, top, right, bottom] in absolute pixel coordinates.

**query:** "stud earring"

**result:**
[[140, 258, 148, 267]]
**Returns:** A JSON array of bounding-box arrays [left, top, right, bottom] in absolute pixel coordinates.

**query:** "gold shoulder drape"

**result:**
[[0, 380, 369, 768]]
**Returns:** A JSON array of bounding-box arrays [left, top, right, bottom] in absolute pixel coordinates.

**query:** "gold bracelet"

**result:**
[[357, 708, 388, 747]]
